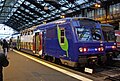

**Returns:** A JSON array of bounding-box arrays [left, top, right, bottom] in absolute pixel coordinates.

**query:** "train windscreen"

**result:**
[[75, 28, 102, 41], [101, 25, 115, 42], [73, 19, 102, 41]]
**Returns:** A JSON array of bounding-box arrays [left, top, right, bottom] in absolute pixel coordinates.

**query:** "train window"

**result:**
[[75, 28, 92, 41], [60, 28, 65, 44], [101, 26, 115, 41], [31, 30, 33, 35], [102, 31, 115, 41], [28, 31, 30, 35], [61, 29, 64, 36], [25, 32, 27, 35], [23, 32, 25, 36], [72, 20, 80, 27]]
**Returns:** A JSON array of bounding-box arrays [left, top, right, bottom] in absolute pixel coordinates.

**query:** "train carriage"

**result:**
[[10, 33, 20, 49], [20, 26, 37, 54], [33, 17, 106, 67], [115, 30, 120, 52]]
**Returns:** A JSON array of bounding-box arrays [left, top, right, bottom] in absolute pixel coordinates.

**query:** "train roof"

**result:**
[[20, 25, 37, 33], [100, 23, 115, 28], [12, 33, 20, 35], [55, 17, 98, 22], [35, 17, 98, 31]]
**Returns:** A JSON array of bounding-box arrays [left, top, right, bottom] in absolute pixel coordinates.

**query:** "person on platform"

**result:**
[[9, 38, 13, 51], [0, 53, 9, 81], [2, 39, 9, 57]]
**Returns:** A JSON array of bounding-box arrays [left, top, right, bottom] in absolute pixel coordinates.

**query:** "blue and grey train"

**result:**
[[33, 17, 106, 67]]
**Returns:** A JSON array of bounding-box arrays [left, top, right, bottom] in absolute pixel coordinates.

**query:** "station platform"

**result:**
[[3, 50, 120, 81], [3, 50, 96, 81]]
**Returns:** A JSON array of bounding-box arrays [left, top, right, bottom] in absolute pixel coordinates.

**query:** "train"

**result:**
[[10, 33, 20, 49], [11, 17, 107, 67], [101, 24, 117, 60], [115, 30, 120, 52]]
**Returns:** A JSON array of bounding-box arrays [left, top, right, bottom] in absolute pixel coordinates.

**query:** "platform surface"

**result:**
[[3, 50, 81, 81]]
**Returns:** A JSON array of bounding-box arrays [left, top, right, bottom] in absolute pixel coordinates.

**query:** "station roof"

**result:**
[[0, 0, 119, 31]]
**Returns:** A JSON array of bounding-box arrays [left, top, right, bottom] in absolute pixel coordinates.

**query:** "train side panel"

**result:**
[[42, 23, 77, 67]]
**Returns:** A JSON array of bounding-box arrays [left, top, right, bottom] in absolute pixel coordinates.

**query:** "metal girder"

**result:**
[[17, 8, 38, 19], [0, 0, 119, 32], [12, 15, 29, 24], [67, 0, 76, 3], [11, 16, 28, 25], [4, 22, 19, 31], [21, 3, 43, 17], [0, 0, 6, 14], [25, 0, 51, 13], [14, 12, 33, 22], [5, 16, 28, 29], [44, 0, 61, 9]]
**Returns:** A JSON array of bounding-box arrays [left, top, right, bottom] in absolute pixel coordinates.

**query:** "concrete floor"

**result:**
[[3, 51, 80, 81]]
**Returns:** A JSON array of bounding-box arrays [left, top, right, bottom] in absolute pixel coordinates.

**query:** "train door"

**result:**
[[42, 31, 46, 54], [35, 32, 40, 54], [17, 36, 21, 50]]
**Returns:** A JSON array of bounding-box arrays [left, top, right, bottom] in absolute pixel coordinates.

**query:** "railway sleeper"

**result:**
[[105, 75, 120, 81]]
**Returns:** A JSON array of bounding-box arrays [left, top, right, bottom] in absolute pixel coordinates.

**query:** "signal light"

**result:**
[[98, 47, 104, 51], [83, 48, 87, 52], [79, 48, 88, 52]]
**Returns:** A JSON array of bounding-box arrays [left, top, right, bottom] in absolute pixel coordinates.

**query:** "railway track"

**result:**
[[89, 63, 120, 81], [57, 60, 120, 81]]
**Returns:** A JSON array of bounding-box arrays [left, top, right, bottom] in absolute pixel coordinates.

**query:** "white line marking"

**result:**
[[14, 50, 93, 81]]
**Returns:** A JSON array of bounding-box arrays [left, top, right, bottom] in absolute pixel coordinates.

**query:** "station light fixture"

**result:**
[[44, 6, 48, 10], [95, 3, 101, 8], [43, 21, 46, 24], [60, 15, 65, 18], [60, 13, 65, 18]]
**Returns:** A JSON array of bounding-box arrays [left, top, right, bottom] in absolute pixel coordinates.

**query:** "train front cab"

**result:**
[[69, 18, 106, 67], [36, 18, 106, 67], [115, 30, 120, 52]]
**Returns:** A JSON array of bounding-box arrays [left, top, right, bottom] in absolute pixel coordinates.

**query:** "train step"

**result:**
[[113, 54, 120, 61]]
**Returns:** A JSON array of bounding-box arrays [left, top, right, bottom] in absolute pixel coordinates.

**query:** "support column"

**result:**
[[119, 22, 120, 30]]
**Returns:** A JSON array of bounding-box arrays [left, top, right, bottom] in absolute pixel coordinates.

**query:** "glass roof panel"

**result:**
[[29, 4, 36, 8], [0, 0, 118, 32], [24, 1, 30, 5], [18, 0, 23, 4]]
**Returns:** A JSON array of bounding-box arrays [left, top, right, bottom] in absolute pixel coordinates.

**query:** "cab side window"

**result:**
[[60, 28, 65, 44]]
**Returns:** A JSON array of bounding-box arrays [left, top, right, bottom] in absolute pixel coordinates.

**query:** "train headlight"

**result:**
[[79, 48, 83, 52], [95, 48, 98, 51], [112, 46, 116, 49], [114, 43, 116, 45]]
